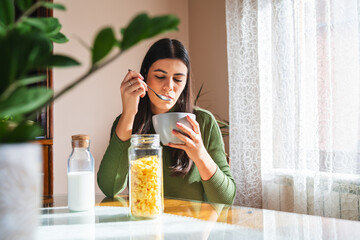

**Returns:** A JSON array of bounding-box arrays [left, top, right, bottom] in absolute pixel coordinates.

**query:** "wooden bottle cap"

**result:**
[[71, 134, 90, 141], [71, 134, 90, 148]]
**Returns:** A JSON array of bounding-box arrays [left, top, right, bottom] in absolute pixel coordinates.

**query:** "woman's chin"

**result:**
[[151, 102, 176, 114]]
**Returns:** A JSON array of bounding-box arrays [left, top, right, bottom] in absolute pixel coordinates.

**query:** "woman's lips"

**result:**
[[164, 95, 174, 100]]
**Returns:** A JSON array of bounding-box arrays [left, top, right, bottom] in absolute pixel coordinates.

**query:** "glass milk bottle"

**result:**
[[67, 134, 95, 211], [128, 134, 163, 219]]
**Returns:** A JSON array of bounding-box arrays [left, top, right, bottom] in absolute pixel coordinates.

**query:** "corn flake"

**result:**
[[130, 155, 162, 217]]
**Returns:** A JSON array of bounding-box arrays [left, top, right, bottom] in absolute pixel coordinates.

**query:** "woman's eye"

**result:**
[[174, 79, 183, 83], [155, 76, 165, 79]]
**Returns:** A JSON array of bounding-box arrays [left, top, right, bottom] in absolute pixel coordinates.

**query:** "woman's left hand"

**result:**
[[169, 115, 217, 180], [168, 115, 208, 163]]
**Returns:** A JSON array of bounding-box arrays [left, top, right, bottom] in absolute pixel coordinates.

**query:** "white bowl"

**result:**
[[152, 112, 196, 145]]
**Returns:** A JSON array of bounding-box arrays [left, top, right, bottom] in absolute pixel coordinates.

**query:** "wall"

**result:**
[[53, 0, 228, 195], [188, 0, 229, 154], [53, 0, 189, 194]]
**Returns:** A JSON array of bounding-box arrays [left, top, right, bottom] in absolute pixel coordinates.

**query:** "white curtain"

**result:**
[[226, 0, 360, 220]]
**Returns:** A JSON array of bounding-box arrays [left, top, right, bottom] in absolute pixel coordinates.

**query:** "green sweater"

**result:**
[[97, 107, 236, 205]]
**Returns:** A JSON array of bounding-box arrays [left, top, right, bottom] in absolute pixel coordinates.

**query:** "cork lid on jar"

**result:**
[[71, 134, 90, 148]]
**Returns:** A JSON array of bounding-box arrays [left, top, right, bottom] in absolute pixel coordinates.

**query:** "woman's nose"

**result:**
[[163, 77, 174, 91]]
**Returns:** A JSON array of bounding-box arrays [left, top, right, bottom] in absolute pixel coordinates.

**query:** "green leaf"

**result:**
[[194, 82, 204, 106], [0, 29, 53, 93], [0, 75, 47, 101], [92, 27, 116, 64], [121, 13, 180, 51], [13, 21, 32, 33], [23, 17, 62, 37], [0, 120, 12, 142], [121, 14, 150, 51], [40, 2, 66, 11], [147, 15, 180, 39], [1, 114, 23, 122], [0, 87, 53, 118], [15, 0, 34, 12], [10, 121, 44, 142], [0, 0, 15, 26], [217, 120, 229, 127], [39, 55, 80, 68], [120, 28, 125, 35], [0, 24, 5, 36], [49, 32, 68, 43], [0, 120, 44, 143]]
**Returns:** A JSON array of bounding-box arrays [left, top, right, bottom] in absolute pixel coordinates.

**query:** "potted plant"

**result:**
[[0, 0, 179, 238]]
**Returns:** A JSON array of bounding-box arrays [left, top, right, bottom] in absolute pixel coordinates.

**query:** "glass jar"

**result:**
[[67, 134, 95, 211], [128, 134, 163, 219]]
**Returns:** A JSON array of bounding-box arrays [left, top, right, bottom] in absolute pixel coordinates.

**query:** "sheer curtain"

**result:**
[[226, 0, 360, 220]]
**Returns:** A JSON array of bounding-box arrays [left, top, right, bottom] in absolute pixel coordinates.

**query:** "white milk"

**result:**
[[67, 171, 94, 211]]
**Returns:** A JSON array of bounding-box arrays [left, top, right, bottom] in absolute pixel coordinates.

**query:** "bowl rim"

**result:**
[[152, 112, 195, 117]]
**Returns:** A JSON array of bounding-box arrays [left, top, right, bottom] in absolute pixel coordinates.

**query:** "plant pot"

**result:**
[[0, 143, 42, 239]]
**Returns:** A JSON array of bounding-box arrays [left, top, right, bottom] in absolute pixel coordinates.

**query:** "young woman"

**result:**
[[97, 38, 236, 204]]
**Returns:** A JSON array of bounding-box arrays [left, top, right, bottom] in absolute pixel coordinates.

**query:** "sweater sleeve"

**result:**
[[199, 110, 236, 205], [97, 116, 130, 197]]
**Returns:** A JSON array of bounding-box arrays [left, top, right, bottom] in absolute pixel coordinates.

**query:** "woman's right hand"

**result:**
[[120, 70, 148, 117]]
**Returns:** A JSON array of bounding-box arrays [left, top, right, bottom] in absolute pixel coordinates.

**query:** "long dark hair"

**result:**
[[132, 38, 194, 176]]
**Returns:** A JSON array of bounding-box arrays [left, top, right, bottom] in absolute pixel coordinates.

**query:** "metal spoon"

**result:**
[[128, 69, 171, 101], [145, 82, 172, 101]]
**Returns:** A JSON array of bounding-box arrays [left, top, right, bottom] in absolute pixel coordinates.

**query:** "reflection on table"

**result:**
[[37, 194, 360, 239]]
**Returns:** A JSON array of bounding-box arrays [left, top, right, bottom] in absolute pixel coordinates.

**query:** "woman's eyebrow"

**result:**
[[154, 69, 167, 74], [154, 69, 186, 76]]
